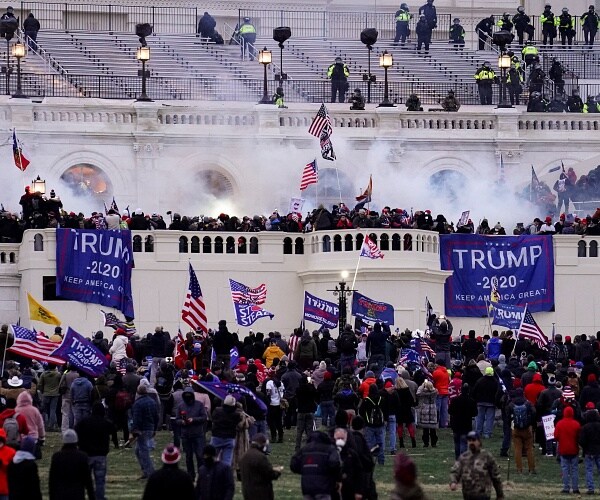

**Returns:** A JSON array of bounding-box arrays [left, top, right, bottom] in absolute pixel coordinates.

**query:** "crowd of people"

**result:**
[[0, 313, 600, 498]]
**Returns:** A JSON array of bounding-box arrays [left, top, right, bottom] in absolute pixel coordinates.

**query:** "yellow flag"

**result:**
[[27, 293, 61, 326]]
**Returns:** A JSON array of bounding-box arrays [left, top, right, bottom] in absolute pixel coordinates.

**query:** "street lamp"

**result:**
[[497, 52, 512, 108], [378, 50, 395, 107], [31, 175, 46, 195], [328, 270, 356, 336], [11, 42, 26, 98], [258, 47, 273, 104], [136, 46, 152, 102], [360, 28, 378, 104]]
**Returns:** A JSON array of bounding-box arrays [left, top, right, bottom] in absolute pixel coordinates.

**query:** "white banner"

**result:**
[[542, 414, 555, 441], [289, 197, 305, 214]]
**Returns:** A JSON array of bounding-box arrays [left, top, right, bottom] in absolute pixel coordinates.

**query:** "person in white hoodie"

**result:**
[[109, 328, 129, 370], [356, 334, 368, 363]]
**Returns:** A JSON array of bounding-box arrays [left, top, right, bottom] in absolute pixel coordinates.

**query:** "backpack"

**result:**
[[364, 397, 384, 427], [3, 415, 20, 448], [115, 390, 133, 412], [155, 375, 170, 396], [340, 334, 356, 353], [327, 338, 338, 354], [513, 402, 531, 429]]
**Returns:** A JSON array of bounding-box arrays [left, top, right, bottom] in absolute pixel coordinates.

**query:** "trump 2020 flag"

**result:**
[[351, 292, 395, 325], [490, 302, 526, 330], [56, 229, 135, 318], [50, 327, 109, 377], [303, 291, 339, 329], [360, 235, 384, 259], [230, 347, 240, 369]]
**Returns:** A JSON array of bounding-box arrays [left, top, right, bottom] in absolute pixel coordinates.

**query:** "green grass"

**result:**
[[36, 427, 566, 499]]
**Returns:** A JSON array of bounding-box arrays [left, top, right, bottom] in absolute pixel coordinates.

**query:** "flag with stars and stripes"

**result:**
[[8, 325, 65, 365], [399, 348, 421, 365], [229, 279, 267, 305], [360, 235, 384, 259], [181, 263, 208, 333], [518, 307, 549, 349], [300, 159, 318, 191], [101, 311, 136, 335], [308, 103, 332, 138]]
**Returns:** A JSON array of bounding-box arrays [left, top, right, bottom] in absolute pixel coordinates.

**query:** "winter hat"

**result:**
[[586, 402, 596, 410], [563, 386, 575, 400], [565, 336, 572, 342], [588, 374, 597, 383], [323, 371, 332, 381], [394, 453, 417, 486], [161, 444, 181, 465], [62, 429, 78, 444], [365, 370, 375, 379], [384, 380, 393, 389], [223, 395, 236, 407], [533, 373, 543, 382], [484, 367, 494, 376], [527, 361, 537, 371], [20, 436, 36, 454], [547, 374, 556, 386], [319, 361, 327, 370]]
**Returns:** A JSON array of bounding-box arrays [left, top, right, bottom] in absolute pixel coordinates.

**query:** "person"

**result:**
[[131, 383, 159, 480], [334, 427, 363, 500], [359, 383, 386, 465], [441, 89, 460, 111], [49, 429, 95, 500], [474, 61, 495, 105], [418, 0, 437, 30], [416, 379, 438, 448], [555, 405, 581, 494], [579, 406, 600, 495], [195, 444, 235, 500], [432, 359, 450, 428], [197, 11, 216, 39], [541, 4, 558, 46], [528, 63, 546, 94], [521, 41, 539, 70], [549, 57, 566, 95], [395, 376, 417, 449], [391, 452, 429, 500], [584, 94, 600, 113], [239, 433, 282, 500], [581, 5, 600, 48], [0, 429, 15, 500], [71, 371, 93, 427], [394, 3, 412, 46], [527, 91, 548, 112], [272, 87, 287, 108], [327, 57, 349, 104], [349, 88, 365, 110], [496, 12, 514, 37], [475, 16, 494, 51], [450, 431, 504, 500], [237, 17, 256, 61], [7, 436, 41, 500], [554, 172, 572, 213], [210, 394, 241, 466], [294, 375, 317, 451], [558, 8, 575, 46], [23, 13, 40, 51], [567, 88, 584, 112], [507, 387, 536, 474], [472, 367, 498, 439], [15, 391, 44, 455], [175, 386, 206, 480], [142, 444, 194, 500], [507, 63, 523, 106], [75, 402, 118, 500], [0, 6, 16, 40], [38, 363, 61, 432], [416, 15, 432, 55], [449, 18, 464, 49], [513, 6, 533, 45], [290, 431, 341, 500], [448, 383, 477, 460]]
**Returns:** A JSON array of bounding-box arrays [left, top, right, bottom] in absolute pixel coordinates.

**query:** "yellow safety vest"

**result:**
[[396, 11, 410, 22], [239, 23, 256, 35], [474, 69, 495, 81]]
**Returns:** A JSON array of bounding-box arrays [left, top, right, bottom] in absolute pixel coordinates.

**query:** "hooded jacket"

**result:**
[[290, 431, 341, 496], [580, 410, 600, 455], [15, 392, 44, 440], [555, 406, 581, 456], [109, 334, 129, 363], [0, 430, 16, 496], [524, 373, 545, 405]]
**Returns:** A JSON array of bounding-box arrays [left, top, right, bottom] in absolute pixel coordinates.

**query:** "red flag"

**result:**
[[174, 329, 188, 369], [13, 130, 29, 171]]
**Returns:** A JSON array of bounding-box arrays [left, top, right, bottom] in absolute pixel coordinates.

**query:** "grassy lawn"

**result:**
[[35, 427, 566, 499]]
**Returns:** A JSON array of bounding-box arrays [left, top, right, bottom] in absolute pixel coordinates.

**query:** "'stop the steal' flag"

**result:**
[[50, 327, 109, 377], [360, 235, 384, 259], [55, 229, 135, 318], [351, 292, 395, 325], [303, 291, 339, 329], [229, 278, 274, 327]]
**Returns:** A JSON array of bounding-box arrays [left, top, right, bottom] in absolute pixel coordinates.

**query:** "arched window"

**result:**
[[578, 240, 587, 257], [144, 235, 154, 252], [380, 233, 389, 251], [226, 236, 235, 254], [322, 235, 331, 252], [0, 253, 5, 263], [295, 237, 304, 254], [591, 240, 598, 258], [355, 233, 364, 250], [202, 236, 212, 253], [283, 237, 293, 254], [392, 234, 401, 251], [9, 252, 15, 263], [250, 237, 259, 254], [238, 237, 247, 254], [214, 236, 224, 254], [344, 234, 353, 251], [404, 234, 413, 251], [133, 235, 143, 252], [34, 233, 44, 251], [191, 236, 200, 253], [333, 234, 342, 252], [60, 163, 112, 201], [179, 236, 188, 253]]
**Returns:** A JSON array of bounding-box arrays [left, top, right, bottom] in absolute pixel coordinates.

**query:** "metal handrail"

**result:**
[[17, 28, 67, 76]]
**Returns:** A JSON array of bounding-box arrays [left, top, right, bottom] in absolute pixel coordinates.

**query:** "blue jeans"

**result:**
[[365, 426, 385, 465], [585, 455, 600, 492], [249, 420, 267, 441], [182, 434, 205, 480], [135, 430, 155, 477], [72, 405, 91, 427], [89, 456, 107, 500], [385, 416, 397, 452], [476, 404, 495, 438], [320, 401, 335, 428], [210, 436, 235, 467], [436, 395, 449, 428], [453, 432, 467, 459], [43, 395, 59, 429], [561, 455, 579, 492]]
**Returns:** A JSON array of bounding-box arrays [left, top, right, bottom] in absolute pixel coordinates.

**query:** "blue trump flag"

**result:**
[[50, 327, 109, 377], [230, 347, 240, 369], [351, 292, 395, 325], [194, 380, 268, 413], [56, 229, 135, 318], [440, 234, 554, 317], [303, 291, 339, 329], [233, 303, 274, 327], [490, 302, 526, 330]]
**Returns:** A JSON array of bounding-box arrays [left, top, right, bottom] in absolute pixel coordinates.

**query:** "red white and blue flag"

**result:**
[[300, 159, 318, 191], [518, 307, 549, 349], [182, 263, 208, 333], [9, 325, 65, 365], [229, 279, 267, 305], [360, 235, 384, 259]]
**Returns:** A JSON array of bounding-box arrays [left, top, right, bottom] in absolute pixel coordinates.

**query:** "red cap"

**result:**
[[545, 216, 552, 223], [384, 380, 393, 388], [587, 402, 596, 410], [589, 374, 597, 383], [565, 336, 572, 342]]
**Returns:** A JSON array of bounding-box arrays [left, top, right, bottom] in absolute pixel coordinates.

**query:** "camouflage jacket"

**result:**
[[450, 449, 504, 499]]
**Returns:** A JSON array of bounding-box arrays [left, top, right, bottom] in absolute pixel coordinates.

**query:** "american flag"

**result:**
[[9, 325, 65, 365], [229, 279, 267, 305], [518, 308, 549, 349], [300, 159, 318, 191], [181, 263, 208, 333], [308, 103, 332, 138], [101, 311, 136, 335], [399, 348, 421, 364], [320, 129, 336, 161], [360, 235, 384, 259]]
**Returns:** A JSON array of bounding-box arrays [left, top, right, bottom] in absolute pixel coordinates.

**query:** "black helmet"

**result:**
[[590, 5, 595, 10], [448, 89, 454, 94], [354, 88, 361, 93], [544, 4, 551, 9], [483, 60, 490, 66], [243, 16, 251, 22], [517, 6, 524, 12], [400, 2, 408, 9], [453, 18, 460, 23], [562, 7, 568, 12]]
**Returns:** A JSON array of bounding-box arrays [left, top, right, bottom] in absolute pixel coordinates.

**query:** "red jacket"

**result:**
[[524, 374, 545, 405], [0, 430, 15, 495], [0, 409, 28, 437], [432, 366, 450, 396], [359, 378, 377, 398], [554, 406, 581, 456]]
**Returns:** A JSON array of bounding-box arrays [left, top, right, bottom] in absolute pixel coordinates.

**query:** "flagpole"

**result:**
[[551, 322, 555, 343], [334, 164, 342, 204], [1, 326, 10, 377], [511, 303, 527, 357], [350, 250, 362, 291], [484, 298, 494, 338]]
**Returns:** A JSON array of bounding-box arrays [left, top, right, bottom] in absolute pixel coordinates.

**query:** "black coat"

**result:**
[[290, 432, 341, 496], [143, 464, 194, 500], [394, 387, 416, 424], [580, 412, 600, 455], [7, 456, 42, 500], [239, 445, 281, 500], [196, 461, 235, 500], [449, 394, 478, 434], [49, 446, 96, 500]]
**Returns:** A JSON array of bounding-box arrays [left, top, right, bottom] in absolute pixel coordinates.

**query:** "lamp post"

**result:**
[[497, 51, 512, 108], [378, 50, 395, 107], [136, 46, 152, 102], [31, 175, 46, 195], [11, 42, 25, 98], [360, 28, 378, 104], [258, 47, 273, 104], [328, 270, 356, 336]]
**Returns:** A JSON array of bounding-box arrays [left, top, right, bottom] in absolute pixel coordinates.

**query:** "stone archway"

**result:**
[[429, 169, 468, 203], [60, 163, 112, 201], [301, 167, 354, 208]]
